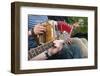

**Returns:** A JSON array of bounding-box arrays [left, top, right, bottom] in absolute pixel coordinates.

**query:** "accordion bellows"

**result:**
[[38, 20, 57, 44], [57, 21, 73, 34]]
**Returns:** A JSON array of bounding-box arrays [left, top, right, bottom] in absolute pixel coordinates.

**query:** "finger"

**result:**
[[53, 40, 64, 44], [38, 25, 46, 29], [66, 38, 72, 44], [66, 40, 71, 45], [35, 23, 42, 27], [38, 27, 46, 32], [53, 42, 63, 48], [38, 31, 44, 34], [54, 46, 62, 52], [68, 39, 72, 44], [67, 41, 71, 45], [35, 24, 46, 29], [39, 29, 46, 32]]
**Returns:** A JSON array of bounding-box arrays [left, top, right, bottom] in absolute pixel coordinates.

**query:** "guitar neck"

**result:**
[[28, 32, 68, 60], [28, 41, 53, 60]]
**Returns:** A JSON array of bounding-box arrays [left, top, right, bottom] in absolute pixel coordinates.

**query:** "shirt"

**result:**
[[28, 15, 48, 50]]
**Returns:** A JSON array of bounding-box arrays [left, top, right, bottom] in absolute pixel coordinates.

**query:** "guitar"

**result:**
[[28, 31, 71, 60], [28, 40, 54, 60], [28, 21, 73, 60]]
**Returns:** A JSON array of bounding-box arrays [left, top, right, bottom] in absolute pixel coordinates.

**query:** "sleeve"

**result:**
[[28, 15, 48, 49]]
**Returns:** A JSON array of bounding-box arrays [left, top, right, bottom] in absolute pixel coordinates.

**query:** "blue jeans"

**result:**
[[48, 44, 82, 59]]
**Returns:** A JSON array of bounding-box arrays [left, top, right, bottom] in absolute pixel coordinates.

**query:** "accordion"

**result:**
[[37, 20, 73, 45], [37, 20, 58, 44]]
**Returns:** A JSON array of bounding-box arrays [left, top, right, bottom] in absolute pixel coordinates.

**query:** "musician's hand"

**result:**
[[48, 40, 64, 55], [33, 24, 46, 35], [66, 38, 72, 45]]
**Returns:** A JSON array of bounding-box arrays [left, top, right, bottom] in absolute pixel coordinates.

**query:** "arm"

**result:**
[[30, 40, 64, 60]]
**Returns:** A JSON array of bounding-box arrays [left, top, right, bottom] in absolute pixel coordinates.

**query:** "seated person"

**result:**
[[48, 16, 88, 58], [28, 15, 83, 60]]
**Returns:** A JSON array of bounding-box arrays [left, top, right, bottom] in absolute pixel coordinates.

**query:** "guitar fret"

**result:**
[[37, 46, 43, 54], [28, 41, 54, 60], [36, 47, 42, 55], [44, 42, 53, 50], [44, 45, 48, 50], [30, 49, 37, 57], [49, 43, 53, 47], [41, 45, 46, 51], [28, 51, 35, 60]]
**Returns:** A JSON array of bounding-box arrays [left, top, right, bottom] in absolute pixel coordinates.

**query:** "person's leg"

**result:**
[[67, 44, 83, 58], [71, 37, 88, 58], [48, 43, 82, 59], [80, 38, 88, 48]]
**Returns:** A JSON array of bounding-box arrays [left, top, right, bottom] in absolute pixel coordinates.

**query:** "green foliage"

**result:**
[[65, 17, 88, 35]]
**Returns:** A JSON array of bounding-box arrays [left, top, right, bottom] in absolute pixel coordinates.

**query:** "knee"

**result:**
[[81, 38, 87, 42], [72, 37, 81, 44], [69, 44, 80, 50]]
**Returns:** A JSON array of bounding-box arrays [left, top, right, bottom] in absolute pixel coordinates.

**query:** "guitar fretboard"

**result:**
[[28, 31, 68, 60], [28, 41, 53, 60]]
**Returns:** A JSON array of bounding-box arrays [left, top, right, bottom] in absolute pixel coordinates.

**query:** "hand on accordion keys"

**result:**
[[33, 23, 46, 35]]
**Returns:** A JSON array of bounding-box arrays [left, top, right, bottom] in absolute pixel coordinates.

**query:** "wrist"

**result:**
[[45, 51, 52, 58]]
